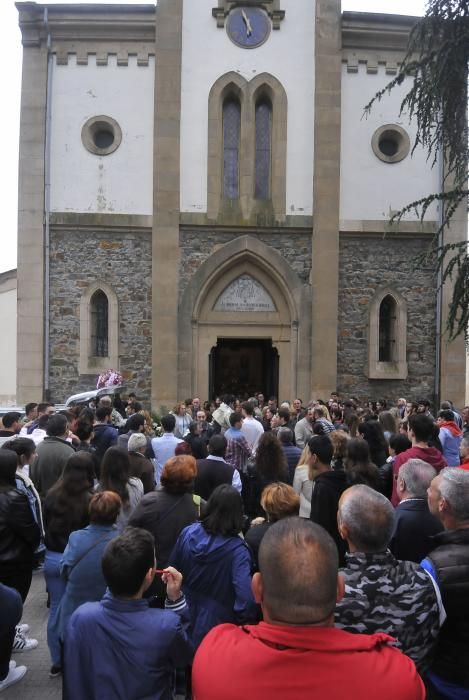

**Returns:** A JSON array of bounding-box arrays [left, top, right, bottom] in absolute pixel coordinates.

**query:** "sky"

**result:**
[[0, 0, 427, 275]]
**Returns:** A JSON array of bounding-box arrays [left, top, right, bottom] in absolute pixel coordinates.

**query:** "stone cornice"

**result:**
[[340, 218, 437, 239], [0, 269, 17, 293], [341, 11, 419, 74], [16, 2, 156, 50], [49, 212, 153, 231]]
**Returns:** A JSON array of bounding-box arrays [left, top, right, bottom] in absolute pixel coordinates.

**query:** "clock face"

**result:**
[[226, 7, 271, 49]]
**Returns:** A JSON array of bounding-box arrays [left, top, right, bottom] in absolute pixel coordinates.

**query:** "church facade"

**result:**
[[16, 0, 466, 408]]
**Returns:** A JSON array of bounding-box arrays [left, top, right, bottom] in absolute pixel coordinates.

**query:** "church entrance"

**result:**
[[209, 338, 279, 400]]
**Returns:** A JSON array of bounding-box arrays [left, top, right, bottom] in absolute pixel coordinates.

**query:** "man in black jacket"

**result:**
[[390, 458, 443, 562], [308, 435, 347, 564], [195, 435, 241, 501], [423, 468, 469, 697]]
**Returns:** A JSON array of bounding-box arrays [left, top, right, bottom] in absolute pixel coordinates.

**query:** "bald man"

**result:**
[[193, 517, 424, 700]]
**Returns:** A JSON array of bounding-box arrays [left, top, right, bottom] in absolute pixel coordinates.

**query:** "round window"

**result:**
[[81, 116, 122, 156], [371, 124, 410, 164]]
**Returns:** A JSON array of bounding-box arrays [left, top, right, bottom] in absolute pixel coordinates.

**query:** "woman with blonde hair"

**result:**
[[292, 445, 314, 517], [330, 430, 349, 471], [245, 482, 299, 569]]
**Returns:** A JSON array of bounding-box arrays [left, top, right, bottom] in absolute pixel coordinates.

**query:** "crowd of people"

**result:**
[[0, 390, 468, 698]]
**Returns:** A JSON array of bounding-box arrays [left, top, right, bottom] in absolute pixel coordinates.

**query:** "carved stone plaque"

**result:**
[[214, 275, 276, 312]]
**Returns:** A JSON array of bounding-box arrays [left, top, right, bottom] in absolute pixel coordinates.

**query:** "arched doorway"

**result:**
[[178, 236, 311, 402]]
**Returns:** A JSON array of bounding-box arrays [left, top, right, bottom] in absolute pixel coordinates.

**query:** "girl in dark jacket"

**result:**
[[345, 439, 382, 492], [170, 485, 257, 649], [43, 452, 94, 676], [245, 432, 289, 519]]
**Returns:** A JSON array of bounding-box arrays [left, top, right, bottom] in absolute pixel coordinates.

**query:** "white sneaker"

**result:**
[[8, 661, 16, 670], [15, 624, 29, 635], [0, 666, 27, 692], [12, 633, 38, 653]]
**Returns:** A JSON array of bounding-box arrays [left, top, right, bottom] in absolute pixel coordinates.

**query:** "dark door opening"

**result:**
[[209, 338, 279, 400]]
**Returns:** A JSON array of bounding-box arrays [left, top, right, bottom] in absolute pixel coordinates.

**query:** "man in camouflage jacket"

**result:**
[[335, 485, 444, 675]]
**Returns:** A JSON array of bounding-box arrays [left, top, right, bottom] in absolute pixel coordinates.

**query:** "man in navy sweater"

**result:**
[[64, 527, 192, 700]]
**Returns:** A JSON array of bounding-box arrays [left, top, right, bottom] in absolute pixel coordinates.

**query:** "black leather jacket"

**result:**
[[0, 487, 41, 564]]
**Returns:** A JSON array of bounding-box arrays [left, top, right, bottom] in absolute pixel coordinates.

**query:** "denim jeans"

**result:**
[[44, 550, 66, 667]]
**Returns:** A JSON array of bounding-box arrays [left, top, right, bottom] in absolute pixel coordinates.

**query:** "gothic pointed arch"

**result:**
[[207, 71, 287, 223], [178, 235, 311, 399], [79, 280, 119, 374], [368, 286, 407, 379]]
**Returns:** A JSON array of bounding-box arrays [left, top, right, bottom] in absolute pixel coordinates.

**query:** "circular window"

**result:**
[[81, 115, 122, 156], [371, 124, 410, 164]]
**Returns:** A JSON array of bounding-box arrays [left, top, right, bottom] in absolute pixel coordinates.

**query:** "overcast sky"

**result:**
[[0, 0, 427, 274]]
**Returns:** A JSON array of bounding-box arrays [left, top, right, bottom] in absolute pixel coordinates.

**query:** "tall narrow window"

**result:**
[[91, 290, 109, 357], [255, 98, 272, 200], [223, 98, 241, 199], [378, 295, 396, 362]]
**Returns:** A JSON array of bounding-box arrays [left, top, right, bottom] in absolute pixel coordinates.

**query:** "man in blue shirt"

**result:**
[[151, 414, 183, 485], [64, 527, 192, 700]]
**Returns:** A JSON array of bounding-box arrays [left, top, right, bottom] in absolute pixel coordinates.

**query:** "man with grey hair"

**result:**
[[98, 395, 126, 428], [335, 485, 442, 674], [390, 459, 443, 562], [127, 432, 154, 494], [422, 468, 469, 697]]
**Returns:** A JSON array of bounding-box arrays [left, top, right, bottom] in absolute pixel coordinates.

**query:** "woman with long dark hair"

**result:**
[[345, 439, 381, 492], [245, 432, 288, 519], [96, 446, 143, 530], [170, 484, 257, 649], [0, 450, 40, 650], [43, 451, 94, 676], [358, 419, 388, 467]]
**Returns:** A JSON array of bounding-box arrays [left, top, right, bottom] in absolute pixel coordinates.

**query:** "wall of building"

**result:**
[[340, 64, 440, 223], [337, 235, 437, 402], [0, 271, 17, 405], [180, 0, 315, 217], [179, 229, 312, 302], [48, 227, 152, 402], [50, 55, 155, 216]]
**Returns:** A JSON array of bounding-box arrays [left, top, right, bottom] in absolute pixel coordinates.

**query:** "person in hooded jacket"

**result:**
[[391, 414, 447, 506], [170, 484, 257, 649], [437, 409, 463, 467]]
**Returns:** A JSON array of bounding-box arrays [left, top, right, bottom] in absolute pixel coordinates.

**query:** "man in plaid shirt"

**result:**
[[225, 412, 252, 474]]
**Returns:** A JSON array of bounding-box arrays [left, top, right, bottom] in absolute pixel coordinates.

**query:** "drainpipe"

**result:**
[[434, 148, 444, 407], [43, 8, 52, 400]]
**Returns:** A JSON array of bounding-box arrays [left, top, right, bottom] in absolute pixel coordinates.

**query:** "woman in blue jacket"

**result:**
[[56, 491, 121, 647], [170, 484, 257, 649]]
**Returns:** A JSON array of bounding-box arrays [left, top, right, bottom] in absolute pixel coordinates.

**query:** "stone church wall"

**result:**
[[337, 235, 437, 403], [179, 228, 312, 301], [48, 227, 152, 402]]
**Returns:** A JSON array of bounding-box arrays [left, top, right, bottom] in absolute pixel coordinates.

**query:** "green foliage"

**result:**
[[365, 0, 469, 340]]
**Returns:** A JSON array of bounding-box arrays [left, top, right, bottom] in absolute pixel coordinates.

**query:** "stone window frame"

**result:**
[[207, 72, 287, 223], [79, 281, 119, 374], [81, 115, 122, 156], [371, 124, 410, 164], [368, 286, 408, 380]]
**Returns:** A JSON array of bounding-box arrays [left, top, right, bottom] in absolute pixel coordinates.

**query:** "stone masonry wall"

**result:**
[[49, 228, 152, 402], [179, 228, 312, 301], [338, 235, 437, 404]]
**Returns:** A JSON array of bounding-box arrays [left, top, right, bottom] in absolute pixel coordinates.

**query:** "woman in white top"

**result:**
[[95, 447, 143, 530], [174, 403, 192, 439], [293, 445, 314, 518]]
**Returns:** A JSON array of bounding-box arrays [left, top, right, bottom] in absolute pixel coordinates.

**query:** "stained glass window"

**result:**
[[223, 98, 241, 199], [91, 290, 109, 357], [255, 99, 272, 200]]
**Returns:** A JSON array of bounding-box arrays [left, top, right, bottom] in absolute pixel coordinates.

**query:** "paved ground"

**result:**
[[5, 571, 62, 700]]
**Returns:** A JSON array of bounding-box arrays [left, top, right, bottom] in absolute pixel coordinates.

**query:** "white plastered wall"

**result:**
[[340, 64, 440, 222], [0, 276, 17, 404], [180, 0, 315, 216], [50, 55, 155, 215]]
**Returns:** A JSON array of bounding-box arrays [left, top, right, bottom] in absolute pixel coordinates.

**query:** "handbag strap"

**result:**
[[67, 532, 113, 575]]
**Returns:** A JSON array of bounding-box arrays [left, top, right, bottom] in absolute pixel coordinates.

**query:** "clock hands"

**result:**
[[241, 9, 253, 37]]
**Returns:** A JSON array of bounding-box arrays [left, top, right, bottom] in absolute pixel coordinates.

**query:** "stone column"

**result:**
[[439, 195, 467, 408], [151, 0, 183, 409], [16, 6, 48, 404], [310, 0, 342, 398]]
